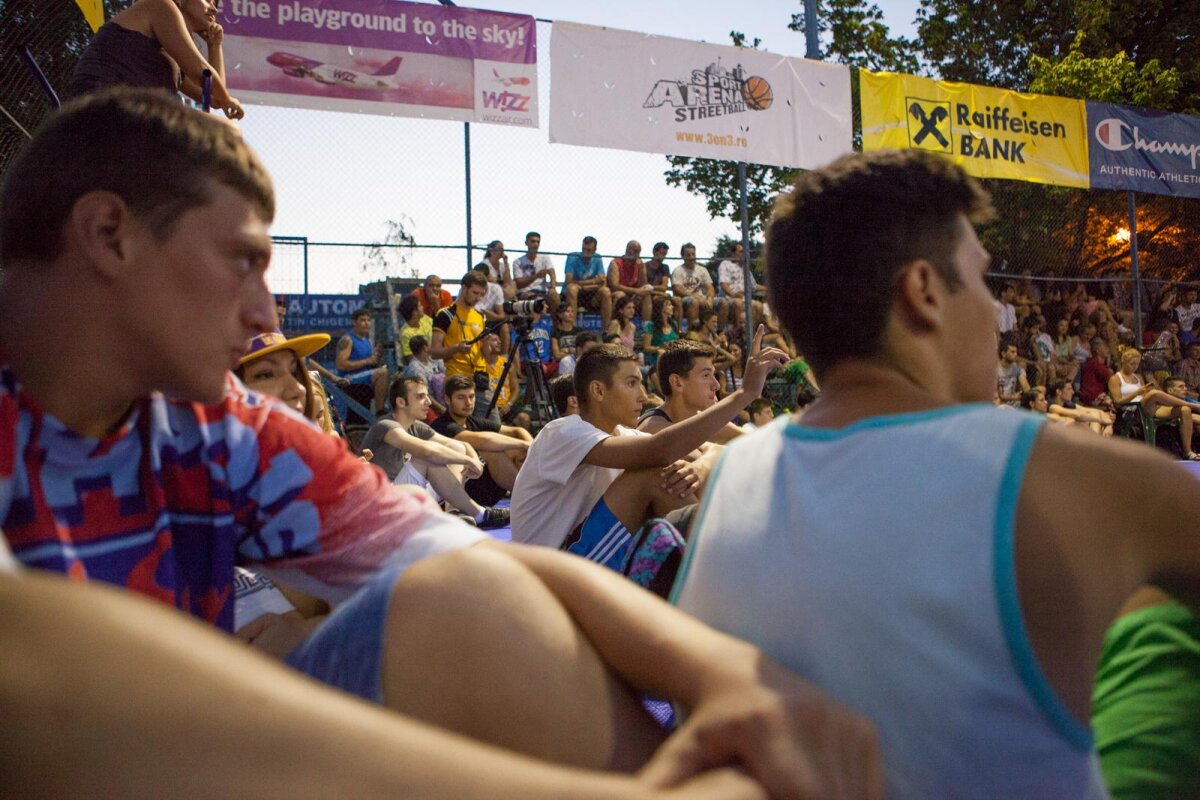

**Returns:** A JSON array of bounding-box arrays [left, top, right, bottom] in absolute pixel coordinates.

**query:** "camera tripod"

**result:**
[[481, 319, 557, 429]]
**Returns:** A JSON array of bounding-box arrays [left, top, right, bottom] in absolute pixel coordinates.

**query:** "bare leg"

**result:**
[[717, 298, 730, 330], [412, 458, 485, 517], [372, 367, 389, 414], [480, 450, 520, 490], [602, 467, 698, 535], [598, 287, 613, 329], [639, 293, 653, 325], [381, 546, 665, 770], [564, 283, 579, 317]]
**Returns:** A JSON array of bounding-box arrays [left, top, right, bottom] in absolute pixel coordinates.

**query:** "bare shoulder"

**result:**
[[637, 414, 667, 434]]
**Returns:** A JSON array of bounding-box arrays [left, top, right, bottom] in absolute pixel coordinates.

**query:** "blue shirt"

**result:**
[[565, 252, 604, 283]]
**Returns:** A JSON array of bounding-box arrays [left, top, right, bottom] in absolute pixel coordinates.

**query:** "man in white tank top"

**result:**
[[674, 149, 1200, 798]]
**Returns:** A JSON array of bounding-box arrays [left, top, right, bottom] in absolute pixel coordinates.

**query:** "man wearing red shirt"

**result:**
[[412, 274, 452, 317]]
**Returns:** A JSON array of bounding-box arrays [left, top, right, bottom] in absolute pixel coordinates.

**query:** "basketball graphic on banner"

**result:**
[[743, 76, 773, 110]]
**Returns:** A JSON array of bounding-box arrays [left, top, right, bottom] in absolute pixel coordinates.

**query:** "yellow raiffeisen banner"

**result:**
[[860, 70, 1089, 188]]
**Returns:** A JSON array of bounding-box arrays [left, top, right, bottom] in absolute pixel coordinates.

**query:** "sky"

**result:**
[[242, 0, 922, 294]]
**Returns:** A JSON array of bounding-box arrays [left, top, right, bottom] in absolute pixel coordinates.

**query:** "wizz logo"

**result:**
[[482, 91, 530, 112]]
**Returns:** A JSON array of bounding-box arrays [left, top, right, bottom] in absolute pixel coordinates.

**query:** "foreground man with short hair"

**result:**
[[674, 148, 1200, 797], [0, 88, 880, 799]]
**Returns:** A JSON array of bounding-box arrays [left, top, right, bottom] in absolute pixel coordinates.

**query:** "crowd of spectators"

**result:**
[[993, 276, 1200, 457]]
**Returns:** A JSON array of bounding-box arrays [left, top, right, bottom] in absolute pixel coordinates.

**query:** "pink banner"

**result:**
[[221, 0, 537, 126]]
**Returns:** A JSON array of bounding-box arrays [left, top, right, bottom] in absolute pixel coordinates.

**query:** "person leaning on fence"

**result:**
[[69, 0, 244, 119], [0, 88, 883, 800]]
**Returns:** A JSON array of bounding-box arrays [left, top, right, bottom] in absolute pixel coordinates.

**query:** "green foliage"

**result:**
[[1028, 35, 1181, 107], [789, 0, 919, 73], [361, 217, 418, 280]]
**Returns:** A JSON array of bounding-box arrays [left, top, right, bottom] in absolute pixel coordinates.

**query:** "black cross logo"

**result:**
[[908, 102, 949, 148]]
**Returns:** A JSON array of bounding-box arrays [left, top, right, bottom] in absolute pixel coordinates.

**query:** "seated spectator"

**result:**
[[717, 241, 764, 332], [477, 332, 518, 423], [1049, 316, 1079, 384], [607, 240, 653, 322], [431, 374, 532, 506], [557, 331, 600, 379], [1046, 378, 1114, 435], [1080, 336, 1116, 407], [549, 373, 578, 417], [397, 294, 432, 363], [549, 303, 583, 364], [994, 281, 1016, 335], [0, 88, 880, 799], [1145, 317, 1182, 375], [637, 340, 744, 445], [510, 336, 785, 568], [644, 241, 679, 324], [1109, 348, 1200, 459], [1175, 286, 1200, 333], [742, 397, 775, 431], [512, 231, 559, 311], [1177, 342, 1200, 393], [361, 377, 508, 529], [996, 341, 1030, 406], [686, 308, 741, 378], [69, 0, 244, 119], [675, 148, 1200, 798], [1021, 314, 1051, 386], [237, 329, 336, 435], [563, 235, 613, 328], [335, 307, 388, 415], [472, 268, 507, 324], [401, 335, 446, 417], [641, 297, 681, 384], [474, 240, 516, 303], [762, 309, 797, 360], [412, 274, 452, 317], [607, 295, 639, 352], [671, 243, 715, 331], [431, 272, 487, 379]]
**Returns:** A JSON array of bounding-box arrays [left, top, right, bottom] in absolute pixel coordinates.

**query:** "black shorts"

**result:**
[[465, 465, 507, 506]]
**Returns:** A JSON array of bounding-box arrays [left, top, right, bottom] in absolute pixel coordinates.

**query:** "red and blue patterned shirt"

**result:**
[[0, 361, 438, 632]]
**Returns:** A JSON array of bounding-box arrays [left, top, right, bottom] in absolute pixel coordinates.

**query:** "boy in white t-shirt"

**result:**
[[510, 334, 785, 569]]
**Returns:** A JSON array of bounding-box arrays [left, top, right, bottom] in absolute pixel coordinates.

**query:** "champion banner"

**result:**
[[220, 1, 537, 126], [549, 22, 851, 169], [860, 71, 1089, 188], [1088, 102, 1200, 199]]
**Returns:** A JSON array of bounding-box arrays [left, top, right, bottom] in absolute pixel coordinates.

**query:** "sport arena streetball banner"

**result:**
[[860, 70, 1089, 188], [1088, 102, 1200, 199], [220, 0, 537, 127], [549, 21, 852, 169]]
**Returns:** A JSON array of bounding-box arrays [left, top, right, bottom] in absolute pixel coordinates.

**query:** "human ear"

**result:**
[[66, 191, 139, 282], [895, 259, 942, 332]]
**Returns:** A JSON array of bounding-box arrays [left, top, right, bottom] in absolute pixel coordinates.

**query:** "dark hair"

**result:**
[[602, 332, 621, 344], [765, 149, 993, 374], [390, 375, 427, 407], [574, 344, 638, 408], [746, 397, 773, 417], [398, 295, 421, 322], [653, 241, 669, 254], [582, 235, 597, 247], [444, 373, 475, 397], [1019, 389, 1042, 409], [550, 374, 576, 416], [1, 88, 274, 266], [352, 307, 372, 321], [574, 331, 600, 350], [680, 242, 696, 257], [526, 231, 540, 241], [1047, 378, 1067, 398], [409, 334, 429, 355], [698, 307, 718, 326], [461, 271, 488, 290], [657, 340, 716, 397], [487, 239, 503, 254]]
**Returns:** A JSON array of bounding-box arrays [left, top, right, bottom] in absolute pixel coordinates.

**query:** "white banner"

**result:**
[[549, 21, 852, 169]]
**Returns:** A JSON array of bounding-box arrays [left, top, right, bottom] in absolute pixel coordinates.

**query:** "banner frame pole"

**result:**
[[464, 122, 474, 272], [738, 161, 753, 362], [1128, 191, 1143, 348]]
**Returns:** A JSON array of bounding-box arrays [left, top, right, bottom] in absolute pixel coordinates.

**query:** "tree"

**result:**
[[789, 0, 918, 74], [361, 217, 417, 281]]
